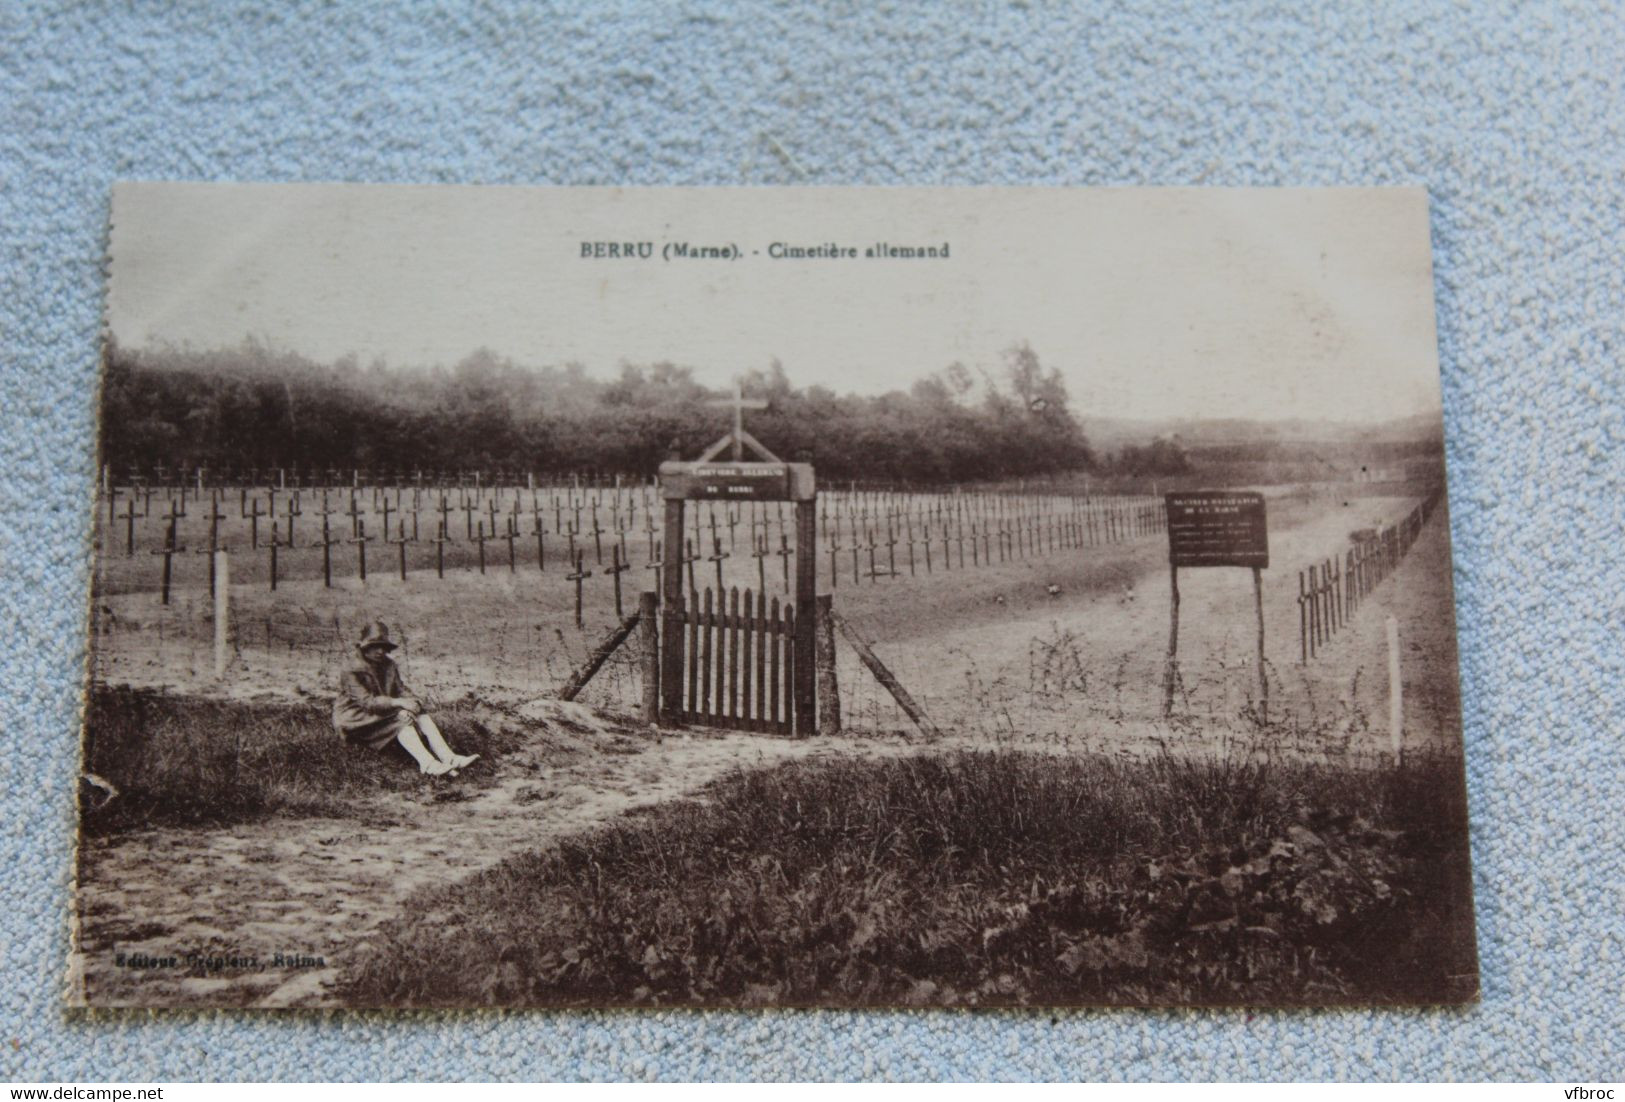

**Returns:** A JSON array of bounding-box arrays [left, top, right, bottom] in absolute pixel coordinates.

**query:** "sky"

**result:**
[[106, 184, 1445, 424]]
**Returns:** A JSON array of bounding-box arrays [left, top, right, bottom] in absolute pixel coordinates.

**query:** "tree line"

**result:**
[[99, 339, 1190, 484]]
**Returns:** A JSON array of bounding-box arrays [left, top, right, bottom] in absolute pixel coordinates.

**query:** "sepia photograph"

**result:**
[[73, 184, 1477, 1009]]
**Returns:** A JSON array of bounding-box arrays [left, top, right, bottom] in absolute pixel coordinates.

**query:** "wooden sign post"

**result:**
[[1164, 491, 1270, 720]]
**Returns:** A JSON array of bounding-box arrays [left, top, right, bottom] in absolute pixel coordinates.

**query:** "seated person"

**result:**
[[333, 621, 478, 777]]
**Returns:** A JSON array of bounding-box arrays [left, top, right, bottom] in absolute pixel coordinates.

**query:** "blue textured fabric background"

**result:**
[[3, 1, 1620, 1082]]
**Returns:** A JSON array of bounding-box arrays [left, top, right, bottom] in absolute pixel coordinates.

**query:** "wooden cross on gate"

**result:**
[[700, 381, 777, 462]]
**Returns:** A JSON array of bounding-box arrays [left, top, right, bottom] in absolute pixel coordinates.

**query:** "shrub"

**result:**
[[345, 749, 1475, 1007]]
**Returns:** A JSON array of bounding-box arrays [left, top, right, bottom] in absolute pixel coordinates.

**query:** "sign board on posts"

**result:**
[[659, 461, 814, 502], [1166, 491, 1269, 569]]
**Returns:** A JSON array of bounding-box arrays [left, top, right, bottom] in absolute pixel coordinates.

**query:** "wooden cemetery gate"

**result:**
[[657, 459, 818, 735], [666, 586, 797, 733]]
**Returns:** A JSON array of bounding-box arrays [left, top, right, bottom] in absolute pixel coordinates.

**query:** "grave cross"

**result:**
[[682, 537, 700, 594], [150, 512, 186, 605], [316, 515, 341, 588], [266, 529, 281, 591], [350, 518, 373, 583], [776, 533, 794, 592], [752, 533, 770, 593], [708, 536, 730, 595], [194, 498, 229, 597], [566, 551, 593, 629], [433, 520, 451, 579], [119, 493, 142, 558], [644, 539, 664, 603], [387, 519, 411, 582], [473, 521, 490, 574], [606, 543, 631, 618]]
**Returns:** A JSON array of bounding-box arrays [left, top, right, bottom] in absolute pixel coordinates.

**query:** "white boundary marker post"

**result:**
[[1386, 614, 1402, 765], [214, 549, 229, 678]]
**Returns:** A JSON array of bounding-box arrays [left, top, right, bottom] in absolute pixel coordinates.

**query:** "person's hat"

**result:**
[[355, 620, 398, 653]]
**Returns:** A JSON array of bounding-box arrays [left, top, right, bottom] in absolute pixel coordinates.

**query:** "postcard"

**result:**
[[74, 184, 1476, 1007]]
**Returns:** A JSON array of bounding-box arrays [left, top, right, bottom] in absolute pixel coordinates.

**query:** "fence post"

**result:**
[[1387, 615, 1403, 766], [815, 594, 841, 735], [831, 611, 939, 740], [1252, 565, 1267, 723], [639, 590, 659, 724], [1162, 564, 1180, 716], [661, 500, 686, 721], [213, 550, 229, 678]]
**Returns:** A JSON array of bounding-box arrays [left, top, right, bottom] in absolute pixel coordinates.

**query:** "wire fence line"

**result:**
[[1295, 486, 1445, 663]]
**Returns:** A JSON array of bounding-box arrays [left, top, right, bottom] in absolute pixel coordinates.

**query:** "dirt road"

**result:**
[[72, 700, 913, 1008]]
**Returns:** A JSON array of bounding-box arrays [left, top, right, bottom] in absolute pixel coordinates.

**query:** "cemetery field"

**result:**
[[88, 481, 1456, 756]]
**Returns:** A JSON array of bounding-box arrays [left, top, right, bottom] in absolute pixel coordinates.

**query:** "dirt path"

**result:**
[[72, 702, 912, 1009]]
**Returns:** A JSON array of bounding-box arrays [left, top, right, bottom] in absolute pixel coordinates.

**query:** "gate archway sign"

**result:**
[[659, 458, 817, 734], [1163, 490, 1270, 719]]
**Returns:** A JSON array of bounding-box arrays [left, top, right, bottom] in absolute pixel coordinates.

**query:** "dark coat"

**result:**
[[332, 657, 413, 749]]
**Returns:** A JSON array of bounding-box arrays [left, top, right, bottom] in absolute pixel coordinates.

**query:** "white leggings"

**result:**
[[395, 713, 456, 768]]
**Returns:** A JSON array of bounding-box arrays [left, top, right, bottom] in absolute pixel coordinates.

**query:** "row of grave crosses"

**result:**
[[116, 463, 647, 494], [131, 484, 1152, 610]]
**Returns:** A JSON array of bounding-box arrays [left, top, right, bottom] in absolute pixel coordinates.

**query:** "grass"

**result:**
[[344, 747, 1477, 1008], [79, 685, 526, 834]]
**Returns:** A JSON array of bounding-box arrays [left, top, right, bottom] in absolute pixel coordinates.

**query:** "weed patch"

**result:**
[[81, 686, 523, 833], [346, 748, 1475, 1007]]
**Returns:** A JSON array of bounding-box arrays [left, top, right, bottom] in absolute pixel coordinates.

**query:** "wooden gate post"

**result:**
[[815, 593, 841, 735], [660, 498, 686, 723], [1387, 615, 1403, 765], [640, 590, 659, 723], [794, 498, 817, 736]]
